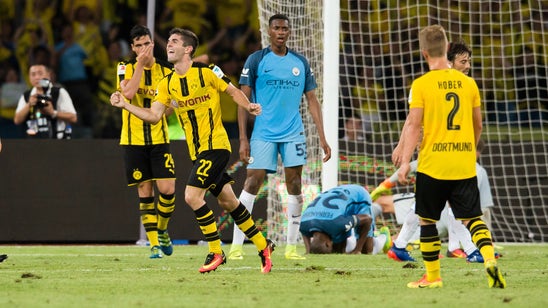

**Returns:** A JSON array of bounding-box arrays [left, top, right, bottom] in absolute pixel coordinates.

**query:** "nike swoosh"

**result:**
[[291, 215, 301, 218], [265, 69, 274, 73], [201, 259, 223, 270]]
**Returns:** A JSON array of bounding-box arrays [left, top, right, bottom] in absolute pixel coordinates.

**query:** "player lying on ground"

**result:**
[[300, 184, 391, 254]]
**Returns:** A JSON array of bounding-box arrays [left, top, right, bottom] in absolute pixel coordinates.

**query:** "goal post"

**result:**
[[321, 0, 341, 191]]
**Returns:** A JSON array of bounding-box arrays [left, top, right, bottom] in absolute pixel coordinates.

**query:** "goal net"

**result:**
[[257, 0, 324, 245], [259, 0, 547, 244]]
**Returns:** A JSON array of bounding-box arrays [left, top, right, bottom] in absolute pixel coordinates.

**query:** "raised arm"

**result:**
[[120, 44, 154, 99]]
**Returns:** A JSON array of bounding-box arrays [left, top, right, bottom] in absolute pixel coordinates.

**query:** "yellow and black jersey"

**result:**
[[409, 69, 481, 180], [117, 58, 173, 145], [155, 62, 232, 161]]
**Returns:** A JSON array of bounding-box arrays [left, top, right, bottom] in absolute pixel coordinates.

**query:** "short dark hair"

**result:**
[[129, 25, 151, 43], [169, 28, 199, 57], [309, 232, 333, 254], [269, 14, 290, 26], [448, 39, 471, 62]]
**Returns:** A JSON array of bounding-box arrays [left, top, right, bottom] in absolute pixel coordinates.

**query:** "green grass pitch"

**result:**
[[1, 244, 547, 307]]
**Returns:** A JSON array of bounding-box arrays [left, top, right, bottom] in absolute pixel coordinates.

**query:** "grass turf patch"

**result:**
[[0, 244, 547, 307]]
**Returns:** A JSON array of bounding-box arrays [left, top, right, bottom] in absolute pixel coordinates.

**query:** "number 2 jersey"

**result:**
[[408, 69, 481, 180]]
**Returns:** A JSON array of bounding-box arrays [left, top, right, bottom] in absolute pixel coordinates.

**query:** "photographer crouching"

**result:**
[[14, 64, 77, 139]]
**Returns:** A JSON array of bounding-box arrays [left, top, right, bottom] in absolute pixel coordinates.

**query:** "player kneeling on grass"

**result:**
[[300, 184, 391, 254]]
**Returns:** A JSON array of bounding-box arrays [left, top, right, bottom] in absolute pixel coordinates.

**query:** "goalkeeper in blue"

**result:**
[[299, 184, 391, 254]]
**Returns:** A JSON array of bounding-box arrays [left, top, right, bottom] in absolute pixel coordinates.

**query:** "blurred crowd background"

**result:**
[[1, 1, 546, 141], [0, 0, 261, 139]]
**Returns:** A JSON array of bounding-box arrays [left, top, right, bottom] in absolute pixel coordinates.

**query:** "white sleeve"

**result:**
[[56, 88, 77, 114], [476, 163, 494, 210], [409, 160, 418, 173], [15, 94, 27, 113], [388, 160, 418, 183]]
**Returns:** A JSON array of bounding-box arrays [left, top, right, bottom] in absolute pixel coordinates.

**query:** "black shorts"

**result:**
[[187, 149, 234, 197], [414, 172, 482, 221], [123, 144, 176, 186]]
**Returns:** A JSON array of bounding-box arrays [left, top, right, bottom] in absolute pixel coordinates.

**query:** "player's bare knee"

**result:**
[[286, 182, 302, 195], [217, 198, 238, 211], [184, 193, 202, 208], [243, 177, 263, 194]]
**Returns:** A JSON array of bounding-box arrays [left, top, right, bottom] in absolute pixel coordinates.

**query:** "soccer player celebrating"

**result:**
[[116, 25, 176, 259], [110, 28, 274, 273], [394, 25, 505, 288]]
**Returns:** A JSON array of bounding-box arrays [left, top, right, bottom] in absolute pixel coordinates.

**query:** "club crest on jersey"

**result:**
[[132, 169, 142, 180], [292, 67, 300, 76]]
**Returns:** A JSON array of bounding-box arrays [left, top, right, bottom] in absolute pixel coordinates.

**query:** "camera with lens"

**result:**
[[36, 78, 52, 108]]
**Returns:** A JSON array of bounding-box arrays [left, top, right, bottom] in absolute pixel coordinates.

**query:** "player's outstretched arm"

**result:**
[[225, 84, 261, 116], [110, 91, 166, 124]]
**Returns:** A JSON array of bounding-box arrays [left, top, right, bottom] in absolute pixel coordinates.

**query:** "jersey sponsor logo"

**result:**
[[175, 94, 211, 108], [292, 67, 300, 76], [136, 88, 156, 96], [241, 68, 249, 77], [265, 80, 300, 87]]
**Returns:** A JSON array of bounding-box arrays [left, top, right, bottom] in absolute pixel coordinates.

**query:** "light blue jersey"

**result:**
[[239, 47, 317, 142], [300, 184, 374, 243]]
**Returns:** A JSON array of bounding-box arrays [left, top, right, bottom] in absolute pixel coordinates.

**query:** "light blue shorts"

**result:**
[[248, 140, 307, 173]]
